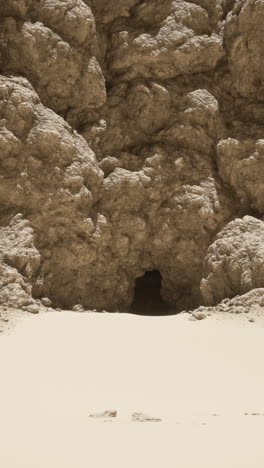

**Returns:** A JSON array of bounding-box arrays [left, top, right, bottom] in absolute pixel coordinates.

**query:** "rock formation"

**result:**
[[0, 0, 263, 312]]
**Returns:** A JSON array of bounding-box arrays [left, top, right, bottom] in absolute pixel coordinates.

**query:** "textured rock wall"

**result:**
[[0, 0, 263, 311]]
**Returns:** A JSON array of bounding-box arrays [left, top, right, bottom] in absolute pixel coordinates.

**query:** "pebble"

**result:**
[[192, 312, 207, 321], [131, 412, 162, 423], [25, 304, 39, 314], [89, 410, 117, 419], [73, 304, 84, 312], [248, 317, 255, 322], [41, 297, 52, 307]]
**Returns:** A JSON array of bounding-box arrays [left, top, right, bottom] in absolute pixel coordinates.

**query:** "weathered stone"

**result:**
[[0, 0, 263, 314], [201, 217, 264, 305], [224, 0, 264, 101], [41, 297, 52, 307], [131, 412, 162, 422], [0, 214, 41, 309], [25, 304, 40, 314], [192, 312, 207, 321], [108, 1, 224, 81], [90, 0, 139, 24], [72, 304, 84, 312], [89, 410, 117, 419], [0, 9, 106, 117], [217, 138, 264, 214]]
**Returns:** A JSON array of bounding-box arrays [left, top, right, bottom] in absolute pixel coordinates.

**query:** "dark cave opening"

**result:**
[[129, 270, 175, 316]]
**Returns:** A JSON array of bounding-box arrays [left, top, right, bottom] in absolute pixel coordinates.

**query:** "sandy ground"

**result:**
[[0, 309, 264, 468]]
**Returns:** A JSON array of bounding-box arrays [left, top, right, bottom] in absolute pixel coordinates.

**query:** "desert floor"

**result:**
[[0, 309, 264, 468]]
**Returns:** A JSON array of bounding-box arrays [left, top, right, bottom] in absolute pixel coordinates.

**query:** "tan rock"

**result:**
[[224, 0, 264, 100], [201, 217, 264, 305], [0, 0, 263, 314]]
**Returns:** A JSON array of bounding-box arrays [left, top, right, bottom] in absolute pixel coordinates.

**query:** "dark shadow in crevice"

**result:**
[[129, 270, 176, 316]]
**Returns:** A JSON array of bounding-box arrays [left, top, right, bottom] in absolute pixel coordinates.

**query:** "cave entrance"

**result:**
[[129, 270, 174, 316]]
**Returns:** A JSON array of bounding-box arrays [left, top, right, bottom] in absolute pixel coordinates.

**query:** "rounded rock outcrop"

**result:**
[[201, 217, 264, 306]]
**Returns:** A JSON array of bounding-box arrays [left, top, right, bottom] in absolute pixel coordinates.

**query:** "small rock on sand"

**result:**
[[24, 304, 39, 314], [73, 304, 84, 312], [41, 297, 52, 307], [192, 312, 207, 321], [89, 410, 117, 419], [131, 412, 162, 422]]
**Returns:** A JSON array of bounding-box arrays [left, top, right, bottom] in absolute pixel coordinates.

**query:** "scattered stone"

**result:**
[[248, 318, 255, 322], [25, 304, 39, 314], [192, 312, 207, 321], [131, 412, 162, 423], [73, 304, 84, 312], [251, 305, 262, 314], [89, 410, 117, 419], [41, 297, 52, 307], [222, 298, 230, 304], [201, 218, 264, 306]]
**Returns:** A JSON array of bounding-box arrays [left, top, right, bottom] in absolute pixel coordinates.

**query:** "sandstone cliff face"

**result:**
[[0, 0, 263, 311]]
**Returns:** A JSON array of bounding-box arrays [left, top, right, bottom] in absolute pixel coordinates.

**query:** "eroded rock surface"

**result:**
[[201, 217, 264, 305], [0, 0, 263, 312], [0, 214, 40, 308]]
